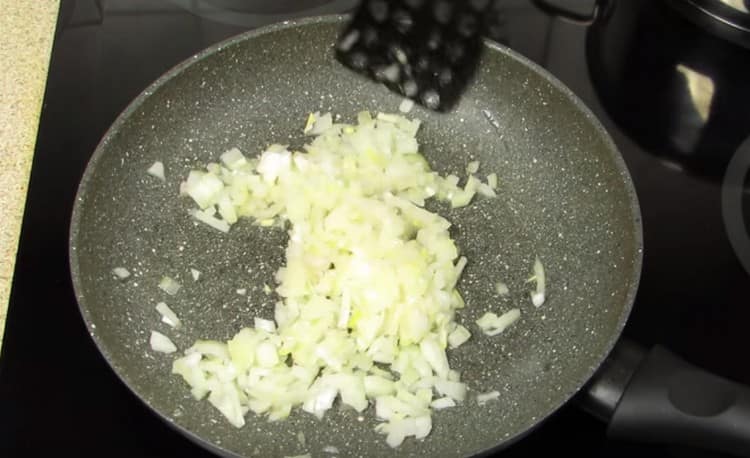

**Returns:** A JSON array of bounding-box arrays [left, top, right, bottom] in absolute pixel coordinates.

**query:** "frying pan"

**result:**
[[68, 16, 750, 457]]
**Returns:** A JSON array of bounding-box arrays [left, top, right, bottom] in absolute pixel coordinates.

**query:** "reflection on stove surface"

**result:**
[[585, 0, 750, 180], [166, 0, 358, 27]]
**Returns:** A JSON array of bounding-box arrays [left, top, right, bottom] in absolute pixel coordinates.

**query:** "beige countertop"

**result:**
[[0, 1, 59, 347]]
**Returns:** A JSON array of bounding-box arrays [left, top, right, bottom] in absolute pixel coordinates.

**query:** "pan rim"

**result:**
[[68, 13, 644, 458]]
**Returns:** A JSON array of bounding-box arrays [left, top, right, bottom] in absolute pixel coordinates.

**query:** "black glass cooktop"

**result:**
[[1, 1, 749, 457]]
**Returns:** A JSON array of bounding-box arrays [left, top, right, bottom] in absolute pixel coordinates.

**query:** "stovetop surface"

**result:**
[[1, 1, 748, 456]]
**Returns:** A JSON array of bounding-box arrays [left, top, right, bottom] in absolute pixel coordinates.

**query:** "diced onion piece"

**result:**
[[376, 112, 400, 123], [254, 317, 276, 333], [430, 396, 456, 409], [156, 302, 181, 329], [147, 161, 166, 181], [434, 379, 467, 402], [303, 113, 315, 132], [218, 195, 238, 225], [399, 98, 415, 113], [477, 181, 497, 198], [191, 209, 230, 233], [303, 111, 333, 136], [323, 445, 339, 454], [476, 309, 521, 336], [158, 276, 181, 295], [236, 288, 247, 296], [487, 173, 498, 190], [150, 331, 177, 354], [529, 257, 546, 307], [187, 340, 230, 360], [364, 375, 396, 397], [303, 112, 316, 134], [339, 375, 368, 412], [296, 431, 306, 446], [208, 384, 246, 427], [257, 147, 291, 183], [450, 175, 481, 208], [447, 325, 471, 349], [220, 147, 247, 170], [183, 171, 223, 209], [466, 161, 480, 174], [112, 267, 131, 279], [476, 390, 500, 405], [414, 415, 432, 439], [256, 341, 280, 368], [357, 111, 372, 125], [378, 415, 432, 448], [495, 282, 509, 296], [420, 336, 450, 379], [284, 454, 311, 458], [190, 268, 201, 281]]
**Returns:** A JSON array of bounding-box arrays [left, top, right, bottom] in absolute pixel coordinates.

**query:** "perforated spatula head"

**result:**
[[336, 0, 493, 112]]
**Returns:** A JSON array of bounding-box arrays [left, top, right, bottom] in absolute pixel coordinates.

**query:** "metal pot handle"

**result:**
[[531, 0, 605, 25], [581, 340, 750, 456]]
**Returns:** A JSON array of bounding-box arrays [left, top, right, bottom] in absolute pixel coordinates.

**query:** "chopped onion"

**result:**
[[364, 375, 396, 397], [430, 396, 456, 409], [158, 276, 181, 296], [190, 208, 230, 233], [476, 309, 521, 336], [255, 341, 279, 368], [476, 390, 500, 406], [156, 302, 181, 328], [399, 98, 415, 113], [420, 336, 450, 379], [528, 257, 546, 307], [495, 282, 509, 296], [150, 331, 177, 354], [434, 379, 467, 402], [376, 415, 432, 448], [303, 111, 333, 136], [172, 112, 510, 448], [221, 147, 247, 170], [284, 454, 311, 458], [447, 324, 471, 349], [236, 288, 247, 296], [183, 171, 223, 209], [322, 445, 340, 454], [147, 161, 166, 181], [487, 173, 498, 190], [466, 160, 480, 174], [257, 147, 291, 183], [253, 317, 276, 333], [112, 267, 131, 279], [450, 175, 480, 208], [190, 268, 201, 281], [477, 180, 497, 198]]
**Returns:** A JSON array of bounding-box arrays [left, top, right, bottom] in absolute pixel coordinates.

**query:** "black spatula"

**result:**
[[335, 0, 494, 112]]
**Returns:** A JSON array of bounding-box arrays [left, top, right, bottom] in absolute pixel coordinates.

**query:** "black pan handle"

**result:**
[[581, 340, 750, 456], [531, 0, 606, 25]]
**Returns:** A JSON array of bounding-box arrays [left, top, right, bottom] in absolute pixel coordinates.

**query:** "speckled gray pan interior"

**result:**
[[69, 16, 642, 458]]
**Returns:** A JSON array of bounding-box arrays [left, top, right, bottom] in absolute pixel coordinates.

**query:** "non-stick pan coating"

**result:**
[[70, 16, 642, 458]]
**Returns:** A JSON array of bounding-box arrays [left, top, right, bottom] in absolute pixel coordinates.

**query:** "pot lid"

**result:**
[[668, 0, 750, 48]]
